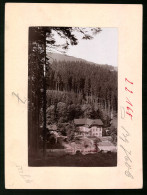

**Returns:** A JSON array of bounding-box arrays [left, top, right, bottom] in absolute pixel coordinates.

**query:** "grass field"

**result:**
[[29, 152, 117, 167]]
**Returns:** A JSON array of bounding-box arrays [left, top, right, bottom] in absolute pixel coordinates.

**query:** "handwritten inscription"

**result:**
[[16, 165, 32, 183], [119, 78, 134, 179], [125, 78, 133, 120], [12, 92, 26, 104], [119, 126, 130, 143], [120, 126, 134, 179]]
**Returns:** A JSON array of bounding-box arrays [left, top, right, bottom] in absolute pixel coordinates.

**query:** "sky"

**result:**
[[47, 28, 118, 67]]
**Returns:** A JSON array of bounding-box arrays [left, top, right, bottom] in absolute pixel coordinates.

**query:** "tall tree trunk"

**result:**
[[43, 33, 47, 158], [28, 42, 32, 158]]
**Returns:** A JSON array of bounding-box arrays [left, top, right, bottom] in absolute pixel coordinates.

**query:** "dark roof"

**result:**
[[74, 118, 103, 126], [90, 119, 103, 126], [74, 118, 92, 126]]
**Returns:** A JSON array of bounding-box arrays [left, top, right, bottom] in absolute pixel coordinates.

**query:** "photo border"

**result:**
[[1, 0, 146, 193]]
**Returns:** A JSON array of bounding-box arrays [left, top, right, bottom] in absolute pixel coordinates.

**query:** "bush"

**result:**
[[76, 150, 82, 155]]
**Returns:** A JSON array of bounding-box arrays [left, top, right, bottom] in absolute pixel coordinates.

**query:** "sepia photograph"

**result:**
[[28, 27, 118, 167], [5, 3, 142, 189]]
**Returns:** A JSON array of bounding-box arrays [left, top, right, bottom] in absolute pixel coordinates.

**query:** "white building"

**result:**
[[74, 118, 103, 137]]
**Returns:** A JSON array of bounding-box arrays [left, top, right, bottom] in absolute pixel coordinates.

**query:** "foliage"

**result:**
[[109, 125, 117, 145]]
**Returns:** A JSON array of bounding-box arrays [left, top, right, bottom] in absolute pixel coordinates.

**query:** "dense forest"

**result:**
[[44, 59, 117, 126]]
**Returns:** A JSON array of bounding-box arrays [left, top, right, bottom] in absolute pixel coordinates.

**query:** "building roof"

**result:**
[[90, 119, 103, 126], [98, 141, 114, 146], [74, 118, 92, 126], [74, 118, 103, 126]]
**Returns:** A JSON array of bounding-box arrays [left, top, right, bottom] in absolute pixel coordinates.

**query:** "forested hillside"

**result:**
[[45, 59, 117, 126]]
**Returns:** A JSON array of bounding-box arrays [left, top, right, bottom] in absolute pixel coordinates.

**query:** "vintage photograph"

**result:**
[[28, 27, 118, 167]]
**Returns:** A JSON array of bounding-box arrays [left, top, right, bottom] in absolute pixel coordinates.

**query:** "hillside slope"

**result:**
[[47, 52, 117, 71]]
